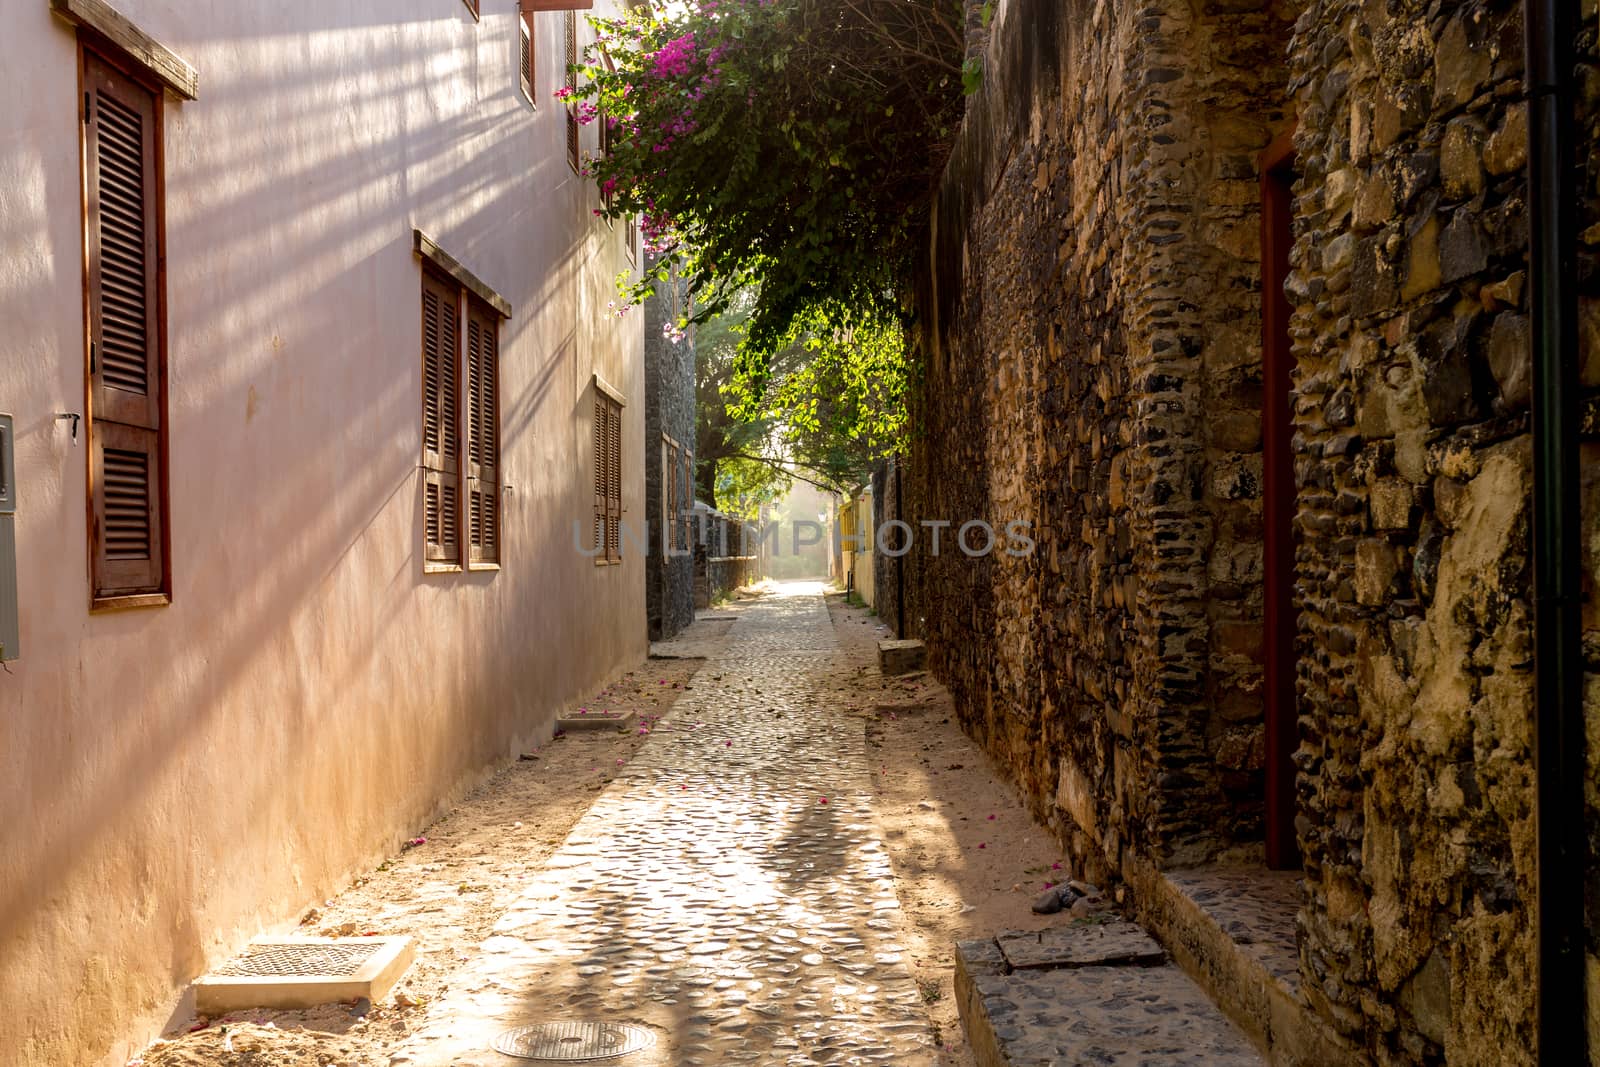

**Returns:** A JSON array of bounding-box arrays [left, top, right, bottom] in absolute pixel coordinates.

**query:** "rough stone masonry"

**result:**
[[898, 0, 1600, 1062]]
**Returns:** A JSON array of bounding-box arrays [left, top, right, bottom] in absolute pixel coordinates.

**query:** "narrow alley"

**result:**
[[398, 583, 935, 1065], [136, 583, 1132, 1067]]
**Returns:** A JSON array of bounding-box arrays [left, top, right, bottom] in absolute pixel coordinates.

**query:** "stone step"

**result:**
[[554, 709, 637, 733], [1131, 864, 1354, 1066], [955, 921, 1266, 1067], [877, 638, 926, 675]]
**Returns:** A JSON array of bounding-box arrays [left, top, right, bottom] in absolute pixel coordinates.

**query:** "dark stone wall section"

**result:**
[[644, 254, 697, 641]]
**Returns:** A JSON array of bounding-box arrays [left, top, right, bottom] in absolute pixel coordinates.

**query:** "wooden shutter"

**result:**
[[465, 300, 500, 565], [519, 14, 533, 102], [592, 395, 622, 562], [422, 270, 461, 564], [680, 449, 692, 549], [664, 440, 676, 552], [593, 396, 608, 557], [564, 11, 579, 171], [606, 398, 622, 561], [85, 50, 164, 598]]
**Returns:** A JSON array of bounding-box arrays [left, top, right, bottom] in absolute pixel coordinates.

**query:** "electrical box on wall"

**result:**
[[0, 414, 16, 661]]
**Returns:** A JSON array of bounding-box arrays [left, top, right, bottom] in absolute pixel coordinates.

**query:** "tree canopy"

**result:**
[[692, 291, 913, 514], [570, 0, 971, 480]]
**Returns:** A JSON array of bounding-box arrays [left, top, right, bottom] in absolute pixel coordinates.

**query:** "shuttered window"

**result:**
[[465, 299, 500, 566], [664, 438, 678, 552], [519, 13, 534, 103], [422, 268, 501, 569], [422, 269, 462, 566], [84, 48, 167, 604], [564, 10, 579, 171], [593, 393, 622, 563], [681, 449, 693, 548]]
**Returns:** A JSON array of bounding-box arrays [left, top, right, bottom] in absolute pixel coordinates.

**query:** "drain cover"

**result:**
[[491, 1021, 657, 1061], [194, 936, 414, 1015], [215, 940, 383, 977]]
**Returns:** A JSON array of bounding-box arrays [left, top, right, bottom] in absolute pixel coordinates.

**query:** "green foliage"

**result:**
[[695, 291, 909, 510], [572, 0, 967, 464]]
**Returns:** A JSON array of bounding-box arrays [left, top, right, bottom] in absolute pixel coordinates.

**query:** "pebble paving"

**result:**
[[395, 585, 934, 1066]]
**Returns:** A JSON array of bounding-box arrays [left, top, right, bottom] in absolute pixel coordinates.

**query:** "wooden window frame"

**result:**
[[464, 297, 501, 569], [518, 11, 535, 107], [597, 51, 616, 222], [662, 435, 680, 553], [421, 267, 463, 571], [593, 376, 625, 565], [414, 232, 510, 575], [78, 37, 173, 612], [681, 449, 692, 549], [564, 10, 580, 173]]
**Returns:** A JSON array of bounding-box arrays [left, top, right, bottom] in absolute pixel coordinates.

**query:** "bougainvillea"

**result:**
[[569, 0, 970, 458]]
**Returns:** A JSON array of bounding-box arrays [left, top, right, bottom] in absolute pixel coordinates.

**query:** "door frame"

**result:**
[[1260, 127, 1300, 870]]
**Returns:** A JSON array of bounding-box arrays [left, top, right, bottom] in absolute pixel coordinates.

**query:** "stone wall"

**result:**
[[1284, 0, 1599, 1059], [903, 0, 1599, 1060], [692, 508, 759, 607], [644, 254, 697, 641], [906, 0, 1298, 881]]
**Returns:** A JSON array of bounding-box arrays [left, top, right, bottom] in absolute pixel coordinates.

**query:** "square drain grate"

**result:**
[[195, 937, 414, 1015], [492, 1021, 657, 1061], [215, 940, 383, 978]]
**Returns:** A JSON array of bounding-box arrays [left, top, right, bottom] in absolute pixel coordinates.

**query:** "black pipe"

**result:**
[[1526, 0, 1582, 1055]]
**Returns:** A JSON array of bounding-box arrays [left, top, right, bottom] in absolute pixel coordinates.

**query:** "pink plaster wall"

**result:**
[[0, 2, 646, 1063]]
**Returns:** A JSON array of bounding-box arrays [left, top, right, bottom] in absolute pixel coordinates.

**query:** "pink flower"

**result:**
[[977, 843, 986, 850]]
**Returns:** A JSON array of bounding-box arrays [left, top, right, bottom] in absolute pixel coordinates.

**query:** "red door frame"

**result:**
[[1261, 128, 1300, 870]]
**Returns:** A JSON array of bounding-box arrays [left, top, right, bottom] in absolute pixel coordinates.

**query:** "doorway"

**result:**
[[1260, 129, 1299, 870]]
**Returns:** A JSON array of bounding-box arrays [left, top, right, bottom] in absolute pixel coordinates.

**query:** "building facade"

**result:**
[[0, 1, 644, 1063], [840, 484, 875, 608], [900, 0, 1598, 1062]]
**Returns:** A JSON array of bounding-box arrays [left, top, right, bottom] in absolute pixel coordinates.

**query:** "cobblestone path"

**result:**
[[396, 585, 935, 1066]]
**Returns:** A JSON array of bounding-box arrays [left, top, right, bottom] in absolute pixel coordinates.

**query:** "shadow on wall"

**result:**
[[2, 4, 632, 1061]]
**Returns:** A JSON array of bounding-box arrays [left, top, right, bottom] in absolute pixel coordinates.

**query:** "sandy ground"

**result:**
[[135, 656, 708, 1067], [824, 593, 1069, 1065], [134, 589, 1073, 1067]]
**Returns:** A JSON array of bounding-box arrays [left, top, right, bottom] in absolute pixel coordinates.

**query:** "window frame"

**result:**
[[420, 267, 464, 571], [564, 10, 580, 173], [413, 231, 510, 575], [463, 296, 501, 569], [79, 37, 173, 612], [518, 11, 535, 107], [593, 378, 624, 565]]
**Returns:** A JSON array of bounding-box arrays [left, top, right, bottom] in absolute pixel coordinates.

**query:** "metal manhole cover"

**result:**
[[214, 941, 382, 978], [492, 1021, 657, 1061]]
